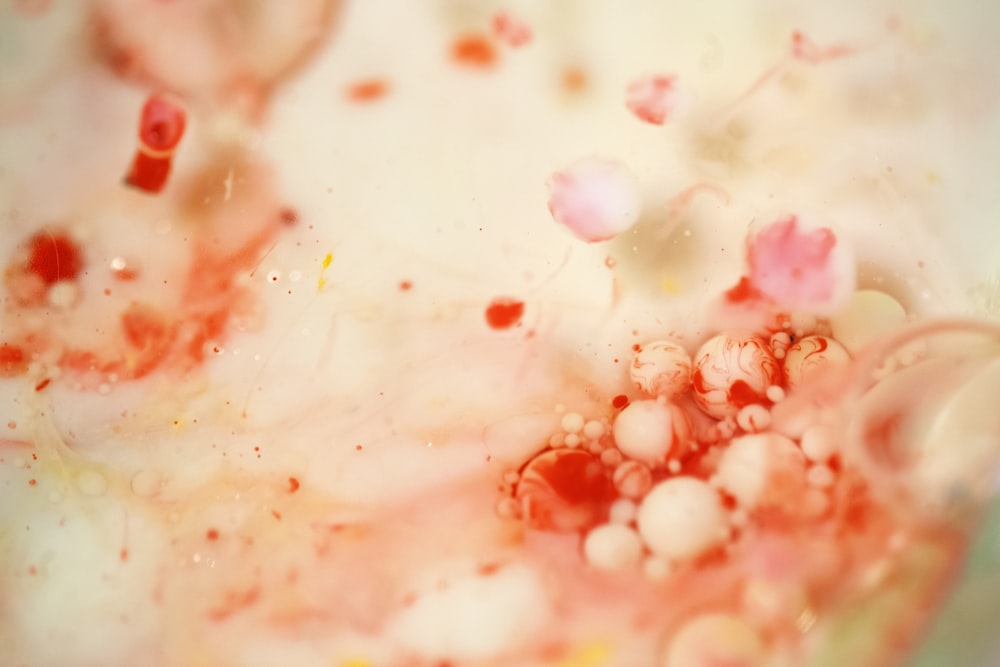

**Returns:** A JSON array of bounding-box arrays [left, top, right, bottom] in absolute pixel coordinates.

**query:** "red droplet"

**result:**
[[515, 448, 615, 532], [0, 343, 28, 377], [119, 548, 128, 562], [612, 394, 630, 410], [485, 297, 525, 330], [346, 78, 389, 102], [206, 529, 220, 541], [399, 280, 413, 291], [34, 378, 51, 392], [451, 34, 497, 68], [138, 94, 186, 152], [26, 230, 83, 285], [288, 477, 300, 493]]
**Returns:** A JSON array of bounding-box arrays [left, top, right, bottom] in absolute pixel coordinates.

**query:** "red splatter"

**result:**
[[34, 378, 50, 392], [25, 230, 83, 285], [723, 275, 765, 304], [346, 79, 389, 102], [612, 394, 630, 410], [0, 343, 28, 377], [288, 477, 300, 493], [625, 74, 678, 125], [125, 94, 186, 194], [451, 34, 497, 68], [492, 11, 532, 47], [485, 297, 524, 330]]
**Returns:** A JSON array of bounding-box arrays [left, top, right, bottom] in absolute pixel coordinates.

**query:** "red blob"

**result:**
[[125, 151, 173, 194], [485, 297, 524, 330], [451, 34, 497, 68], [346, 79, 389, 102], [0, 343, 28, 377], [26, 231, 83, 285], [516, 448, 615, 532], [612, 394, 630, 410], [723, 275, 765, 305], [138, 95, 186, 152]]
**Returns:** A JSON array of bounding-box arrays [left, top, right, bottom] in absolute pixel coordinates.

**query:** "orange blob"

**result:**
[[346, 79, 389, 102], [451, 34, 497, 68]]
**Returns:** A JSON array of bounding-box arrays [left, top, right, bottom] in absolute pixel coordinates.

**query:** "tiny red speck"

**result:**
[[206, 529, 219, 541], [288, 477, 300, 493], [34, 378, 51, 392], [399, 280, 413, 291], [28, 479, 36, 486], [485, 297, 525, 330]]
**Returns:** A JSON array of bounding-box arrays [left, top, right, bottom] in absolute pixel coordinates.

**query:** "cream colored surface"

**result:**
[[2, 1, 1000, 666]]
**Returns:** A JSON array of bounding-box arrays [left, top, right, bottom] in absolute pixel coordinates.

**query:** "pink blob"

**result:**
[[745, 216, 849, 312], [547, 158, 642, 243], [492, 11, 533, 48], [625, 75, 678, 125]]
